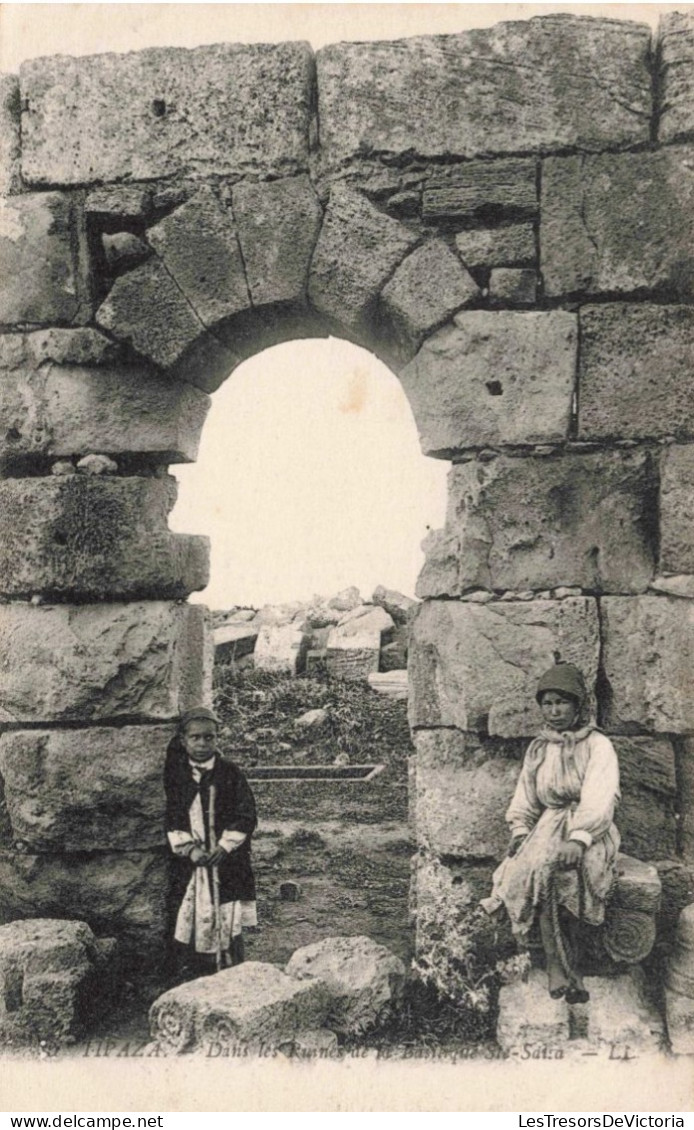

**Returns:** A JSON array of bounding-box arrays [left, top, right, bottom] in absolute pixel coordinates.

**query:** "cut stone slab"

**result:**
[[665, 989, 694, 1055], [0, 192, 85, 325], [497, 968, 571, 1051], [666, 903, 694, 999], [612, 854, 662, 915], [660, 445, 694, 575], [399, 311, 576, 456], [542, 147, 694, 299], [0, 850, 167, 961], [0, 363, 209, 466], [650, 576, 694, 599], [326, 630, 381, 682], [413, 730, 520, 859], [308, 185, 419, 330], [96, 257, 208, 371], [423, 159, 538, 222], [233, 176, 323, 308], [20, 43, 314, 186], [146, 187, 250, 327], [601, 596, 694, 733], [316, 16, 651, 171], [419, 450, 656, 596], [455, 224, 536, 271], [658, 11, 694, 145], [613, 737, 678, 860], [213, 622, 259, 662], [85, 185, 151, 220], [0, 919, 116, 1046], [334, 604, 394, 639], [579, 304, 694, 441], [150, 962, 330, 1053], [285, 935, 405, 1035], [0, 74, 20, 195], [409, 597, 599, 737], [0, 601, 207, 725], [0, 475, 209, 601], [489, 268, 537, 306], [367, 671, 408, 701], [380, 238, 479, 358], [254, 625, 309, 675], [0, 725, 174, 852], [581, 969, 665, 1054]]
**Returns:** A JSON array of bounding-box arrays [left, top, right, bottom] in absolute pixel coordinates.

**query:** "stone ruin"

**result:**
[[1, 10, 694, 1050]]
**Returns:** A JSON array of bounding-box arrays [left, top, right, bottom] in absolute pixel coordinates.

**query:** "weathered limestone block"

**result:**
[[0, 364, 209, 466], [658, 11, 694, 145], [254, 625, 309, 675], [1, 328, 121, 368], [380, 239, 479, 357], [613, 737, 678, 860], [146, 187, 250, 327], [285, 935, 406, 1035], [650, 576, 694, 599], [0, 74, 20, 195], [367, 671, 408, 700], [665, 990, 694, 1055], [334, 604, 394, 638], [579, 304, 694, 441], [542, 148, 694, 299], [497, 968, 571, 1051], [214, 622, 259, 663], [326, 631, 381, 682], [150, 963, 330, 1054], [20, 43, 314, 186], [680, 741, 694, 867], [580, 970, 665, 1053], [233, 177, 322, 309], [0, 725, 173, 851], [0, 192, 87, 325], [413, 731, 520, 858], [308, 186, 419, 329], [0, 476, 209, 600], [489, 268, 537, 306], [0, 850, 168, 960], [612, 854, 662, 915], [0, 601, 207, 725], [409, 598, 599, 737], [0, 919, 116, 1046], [85, 185, 151, 220], [422, 160, 537, 222], [655, 861, 694, 932], [666, 904, 694, 1002], [421, 451, 655, 597], [601, 597, 694, 733], [371, 585, 417, 623], [316, 17, 651, 171], [399, 311, 576, 456], [96, 257, 208, 370], [102, 232, 150, 272], [660, 445, 694, 575], [455, 224, 536, 271]]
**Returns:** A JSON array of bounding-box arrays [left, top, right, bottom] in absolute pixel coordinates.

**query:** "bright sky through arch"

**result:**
[[168, 338, 449, 610]]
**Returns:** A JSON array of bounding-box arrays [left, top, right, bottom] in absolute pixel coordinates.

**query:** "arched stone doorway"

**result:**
[[1, 13, 693, 980]]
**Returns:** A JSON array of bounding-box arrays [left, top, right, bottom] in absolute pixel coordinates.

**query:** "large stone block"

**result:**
[[413, 730, 520, 858], [0, 74, 20, 195], [679, 740, 694, 867], [0, 850, 168, 961], [316, 16, 651, 171], [497, 968, 571, 1051], [0, 725, 173, 851], [0, 364, 209, 466], [96, 257, 208, 371], [542, 148, 694, 299], [409, 598, 599, 737], [308, 186, 419, 330], [0, 192, 87, 326], [601, 596, 694, 733], [233, 176, 322, 309], [1, 328, 121, 369], [399, 311, 576, 456], [380, 239, 479, 359], [660, 445, 694, 575], [253, 625, 309, 675], [146, 188, 250, 328], [0, 601, 207, 725], [613, 737, 678, 860], [0, 475, 208, 600], [658, 11, 694, 145], [455, 224, 536, 272], [420, 450, 656, 596], [578, 304, 694, 441], [20, 43, 314, 186], [422, 159, 538, 222]]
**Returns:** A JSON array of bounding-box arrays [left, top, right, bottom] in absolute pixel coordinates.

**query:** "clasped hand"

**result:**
[[554, 841, 584, 869], [188, 845, 227, 867]]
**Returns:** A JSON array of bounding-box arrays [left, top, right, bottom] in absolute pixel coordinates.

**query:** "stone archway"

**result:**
[[1, 12, 694, 976]]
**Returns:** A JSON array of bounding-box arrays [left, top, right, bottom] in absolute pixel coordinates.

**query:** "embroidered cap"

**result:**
[[178, 705, 220, 731], [535, 663, 587, 706]]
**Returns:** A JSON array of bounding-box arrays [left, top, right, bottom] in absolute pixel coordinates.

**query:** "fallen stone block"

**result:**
[[658, 11, 694, 145], [601, 596, 694, 733], [326, 630, 381, 682], [580, 969, 665, 1054], [0, 192, 87, 325], [497, 968, 571, 1052], [334, 604, 394, 639], [0, 919, 116, 1046], [409, 597, 599, 737], [20, 43, 314, 186], [149, 962, 330, 1053], [0, 475, 209, 601], [0, 74, 20, 195], [371, 586, 417, 624], [285, 935, 406, 1035], [399, 310, 576, 455], [254, 625, 309, 675], [213, 622, 259, 663], [367, 671, 408, 701], [0, 600, 208, 725]]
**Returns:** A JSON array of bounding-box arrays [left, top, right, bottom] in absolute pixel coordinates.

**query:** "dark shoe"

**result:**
[[566, 986, 590, 1005], [549, 985, 567, 1000]]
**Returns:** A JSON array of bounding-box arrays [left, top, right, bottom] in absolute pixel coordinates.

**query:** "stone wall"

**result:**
[[1, 12, 694, 974]]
